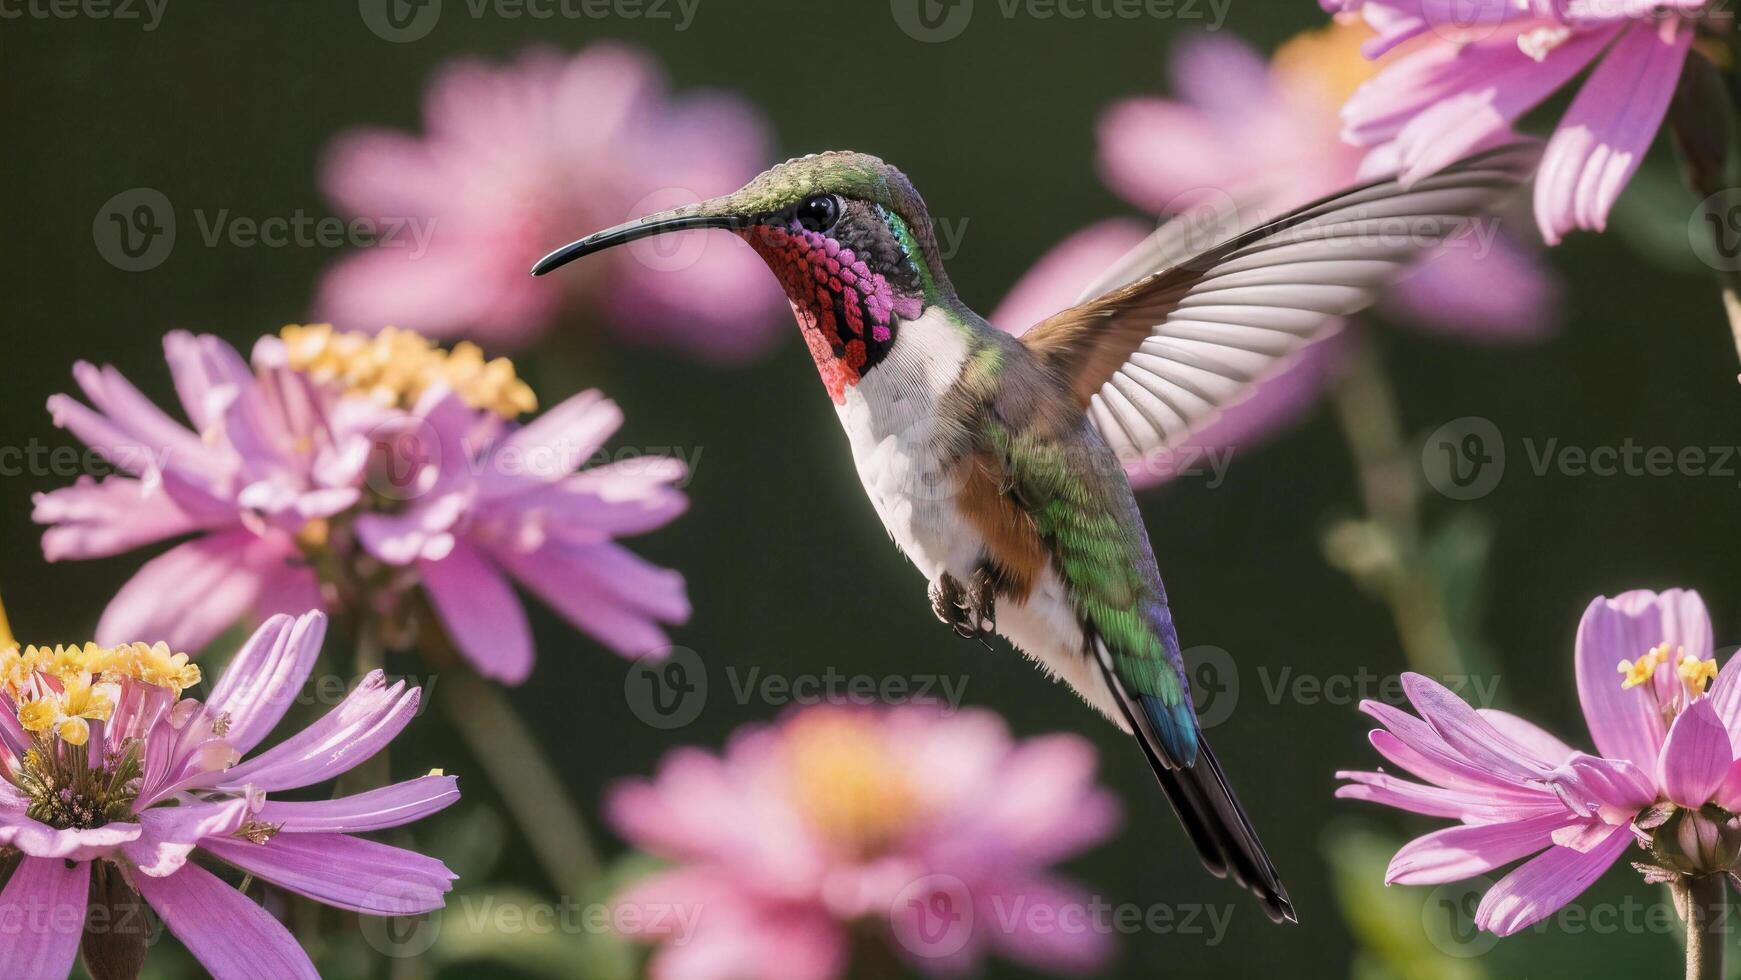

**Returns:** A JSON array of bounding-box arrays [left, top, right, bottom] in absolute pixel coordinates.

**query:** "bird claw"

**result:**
[[929, 569, 996, 640]]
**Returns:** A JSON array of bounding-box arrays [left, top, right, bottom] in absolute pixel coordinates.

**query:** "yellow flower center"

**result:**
[[1618, 643, 1672, 690], [1272, 20, 1381, 112], [281, 323, 537, 419], [1617, 643, 1718, 698], [783, 711, 921, 858]]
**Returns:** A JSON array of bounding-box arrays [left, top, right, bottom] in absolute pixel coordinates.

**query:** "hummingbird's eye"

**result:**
[[794, 194, 841, 233]]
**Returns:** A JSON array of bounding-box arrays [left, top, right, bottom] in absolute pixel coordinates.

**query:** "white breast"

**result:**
[[832, 309, 1126, 729], [835, 307, 983, 582]]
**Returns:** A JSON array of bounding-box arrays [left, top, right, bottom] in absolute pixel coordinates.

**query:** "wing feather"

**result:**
[[1019, 145, 1538, 456]]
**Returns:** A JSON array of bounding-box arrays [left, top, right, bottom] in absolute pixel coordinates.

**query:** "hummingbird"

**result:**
[[532, 146, 1534, 923]]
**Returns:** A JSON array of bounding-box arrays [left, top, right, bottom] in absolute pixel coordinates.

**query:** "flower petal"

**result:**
[[1535, 22, 1692, 243], [200, 832, 455, 916], [94, 530, 273, 651], [123, 795, 257, 878], [419, 541, 533, 684], [1473, 827, 1631, 936], [216, 671, 419, 792], [500, 540, 688, 658], [254, 774, 459, 834], [1658, 697, 1732, 808], [1385, 811, 1572, 885], [1576, 589, 1712, 767], [0, 857, 88, 980], [206, 612, 327, 755], [130, 861, 319, 979]]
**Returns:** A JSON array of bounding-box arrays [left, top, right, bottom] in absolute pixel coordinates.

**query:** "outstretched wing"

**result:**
[[1018, 145, 1537, 461]]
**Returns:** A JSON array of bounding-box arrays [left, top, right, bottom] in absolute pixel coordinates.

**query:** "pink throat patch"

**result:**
[[745, 225, 920, 404]]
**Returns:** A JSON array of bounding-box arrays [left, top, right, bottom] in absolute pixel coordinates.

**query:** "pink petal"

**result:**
[[1476, 709, 1577, 765], [1535, 22, 1692, 243], [162, 330, 251, 435], [500, 540, 688, 658], [1576, 589, 1712, 767], [1361, 701, 1540, 794], [1337, 769, 1560, 820], [206, 612, 327, 755], [201, 832, 454, 916], [0, 857, 87, 980], [990, 220, 1151, 337], [1402, 674, 1553, 782], [216, 671, 419, 792], [130, 861, 319, 979], [1385, 811, 1571, 885], [978, 874, 1116, 975], [1473, 827, 1631, 936], [34, 477, 214, 561], [254, 774, 460, 833], [475, 389, 618, 497], [123, 796, 256, 877], [94, 530, 272, 651], [419, 541, 533, 684], [0, 806, 141, 861], [1658, 698, 1732, 807], [1376, 28, 1611, 183], [1381, 230, 1561, 343]]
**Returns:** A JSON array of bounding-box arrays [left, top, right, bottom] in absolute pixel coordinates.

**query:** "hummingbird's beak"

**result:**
[[530, 206, 752, 276]]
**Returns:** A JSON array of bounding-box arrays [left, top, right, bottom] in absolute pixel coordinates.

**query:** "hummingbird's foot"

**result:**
[[929, 570, 996, 640], [929, 574, 975, 638], [964, 565, 997, 637]]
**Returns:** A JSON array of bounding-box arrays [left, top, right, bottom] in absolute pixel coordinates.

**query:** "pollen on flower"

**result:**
[[782, 710, 920, 858], [280, 323, 537, 418], [1679, 656, 1719, 695], [1618, 643, 1674, 690]]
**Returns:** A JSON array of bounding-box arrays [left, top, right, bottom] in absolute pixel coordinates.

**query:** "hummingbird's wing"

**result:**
[[1017, 144, 1537, 462]]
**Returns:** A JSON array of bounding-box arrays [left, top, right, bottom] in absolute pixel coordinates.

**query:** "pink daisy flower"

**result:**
[[1339, 588, 1741, 935], [1326, 0, 1717, 243], [316, 44, 785, 360], [993, 26, 1558, 488], [605, 705, 1122, 979], [34, 326, 690, 680], [33, 331, 369, 651], [0, 611, 457, 979]]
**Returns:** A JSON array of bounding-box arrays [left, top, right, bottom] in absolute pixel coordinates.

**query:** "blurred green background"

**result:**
[[7, 1, 1741, 976]]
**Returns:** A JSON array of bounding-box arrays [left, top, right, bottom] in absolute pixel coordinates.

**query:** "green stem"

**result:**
[[1675, 875, 1727, 980], [1326, 341, 1467, 678], [442, 670, 603, 894]]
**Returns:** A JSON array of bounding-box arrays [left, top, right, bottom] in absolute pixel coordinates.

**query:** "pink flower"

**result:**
[[605, 705, 1122, 979], [35, 326, 690, 679], [1327, 0, 1709, 243], [316, 44, 785, 360], [993, 27, 1558, 487], [33, 331, 365, 651], [1338, 588, 1741, 935], [352, 385, 691, 683], [0, 611, 457, 978]]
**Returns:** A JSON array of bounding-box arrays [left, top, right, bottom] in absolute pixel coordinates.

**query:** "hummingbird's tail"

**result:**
[[1091, 637, 1296, 924]]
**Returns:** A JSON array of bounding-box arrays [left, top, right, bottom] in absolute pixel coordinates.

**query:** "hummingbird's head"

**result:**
[[533, 151, 951, 402]]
